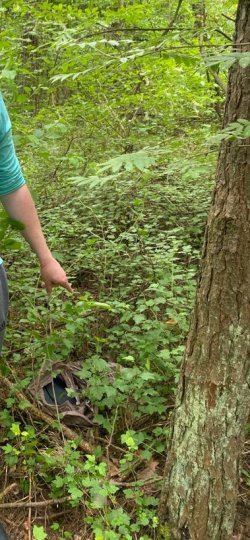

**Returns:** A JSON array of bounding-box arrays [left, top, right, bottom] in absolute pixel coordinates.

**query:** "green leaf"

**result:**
[[243, 124, 250, 137], [205, 52, 250, 70], [239, 54, 250, 68], [65, 464, 75, 474], [10, 423, 21, 436], [208, 119, 250, 144], [1, 69, 16, 80], [53, 476, 64, 488], [68, 485, 84, 500], [94, 529, 105, 540], [99, 150, 156, 174], [140, 371, 156, 381], [133, 314, 145, 324], [121, 432, 137, 449], [33, 525, 47, 540], [8, 218, 25, 231], [18, 400, 30, 410]]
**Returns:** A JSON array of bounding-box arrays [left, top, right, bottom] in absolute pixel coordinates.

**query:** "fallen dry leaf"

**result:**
[[136, 459, 159, 481]]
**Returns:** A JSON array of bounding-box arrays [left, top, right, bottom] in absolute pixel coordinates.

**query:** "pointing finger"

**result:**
[[63, 280, 74, 293]]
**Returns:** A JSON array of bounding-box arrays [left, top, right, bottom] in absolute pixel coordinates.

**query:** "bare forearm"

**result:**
[[0, 185, 72, 293], [0, 184, 52, 265]]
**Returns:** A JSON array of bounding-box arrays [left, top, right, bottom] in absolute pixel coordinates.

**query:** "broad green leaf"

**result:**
[[18, 400, 30, 410], [239, 54, 250, 68], [68, 485, 84, 500], [10, 423, 21, 436], [1, 69, 16, 80], [33, 526, 47, 540]]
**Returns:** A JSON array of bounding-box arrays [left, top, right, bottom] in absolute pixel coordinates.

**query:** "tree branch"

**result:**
[[85, 26, 190, 38], [162, 0, 185, 35], [215, 28, 233, 42], [0, 496, 70, 509], [222, 13, 236, 23]]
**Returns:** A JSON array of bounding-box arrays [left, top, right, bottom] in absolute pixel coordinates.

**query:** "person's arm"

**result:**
[[0, 94, 72, 294], [0, 185, 72, 293]]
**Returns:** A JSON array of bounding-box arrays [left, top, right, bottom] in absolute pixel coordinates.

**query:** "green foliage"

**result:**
[[205, 52, 250, 70], [0, 211, 24, 251], [33, 526, 47, 540], [208, 118, 250, 143], [0, 0, 244, 538], [158, 524, 172, 539]]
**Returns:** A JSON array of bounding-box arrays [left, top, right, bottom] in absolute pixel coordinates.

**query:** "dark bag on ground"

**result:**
[[28, 362, 94, 428], [0, 525, 9, 540]]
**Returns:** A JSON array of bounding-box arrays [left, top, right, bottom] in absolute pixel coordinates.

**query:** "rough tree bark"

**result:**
[[159, 1, 250, 539]]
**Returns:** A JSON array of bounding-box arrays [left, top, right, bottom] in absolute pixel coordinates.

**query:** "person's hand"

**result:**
[[40, 257, 73, 294]]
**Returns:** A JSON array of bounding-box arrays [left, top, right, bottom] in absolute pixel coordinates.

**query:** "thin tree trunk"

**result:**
[[159, 1, 250, 538]]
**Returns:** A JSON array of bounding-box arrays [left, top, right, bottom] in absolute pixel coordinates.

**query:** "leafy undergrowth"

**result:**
[[0, 0, 248, 538], [1, 137, 249, 539], [0, 431, 164, 540], [0, 153, 212, 539]]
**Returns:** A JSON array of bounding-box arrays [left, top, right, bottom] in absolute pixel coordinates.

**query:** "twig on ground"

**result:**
[[36, 509, 72, 520], [0, 483, 17, 501], [0, 496, 70, 509], [0, 375, 92, 453]]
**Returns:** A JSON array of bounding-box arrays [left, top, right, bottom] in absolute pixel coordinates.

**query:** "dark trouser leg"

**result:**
[[0, 265, 9, 539], [0, 265, 9, 355], [0, 525, 9, 540]]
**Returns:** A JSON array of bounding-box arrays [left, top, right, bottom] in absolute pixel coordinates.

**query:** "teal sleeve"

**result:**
[[0, 94, 26, 196]]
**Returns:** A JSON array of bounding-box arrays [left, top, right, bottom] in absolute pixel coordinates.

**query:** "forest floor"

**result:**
[[0, 421, 249, 539]]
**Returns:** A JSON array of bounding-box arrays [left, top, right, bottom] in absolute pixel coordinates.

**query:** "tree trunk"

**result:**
[[159, 1, 250, 539]]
